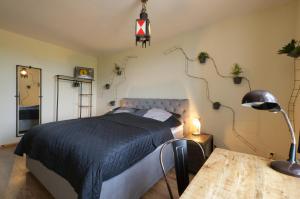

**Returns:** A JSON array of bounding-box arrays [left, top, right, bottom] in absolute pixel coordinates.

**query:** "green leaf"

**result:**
[[278, 39, 296, 54]]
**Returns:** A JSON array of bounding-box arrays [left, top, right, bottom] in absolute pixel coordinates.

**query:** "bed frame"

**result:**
[[27, 98, 189, 199]]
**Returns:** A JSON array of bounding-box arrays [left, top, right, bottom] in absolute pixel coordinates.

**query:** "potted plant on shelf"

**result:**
[[278, 39, 300, 58], [231, 63, 243, 84]]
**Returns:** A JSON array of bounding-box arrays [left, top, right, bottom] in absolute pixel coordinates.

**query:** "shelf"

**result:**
[[56, 75, 93, 83], [56, 74, 93, 121]]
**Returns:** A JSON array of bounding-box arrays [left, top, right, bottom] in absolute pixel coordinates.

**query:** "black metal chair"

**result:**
[[160, 138, 206, 199]]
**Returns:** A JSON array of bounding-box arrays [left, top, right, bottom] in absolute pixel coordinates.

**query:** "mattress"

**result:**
[[27, 125, 183, 199], [25, 98, 189, 199]]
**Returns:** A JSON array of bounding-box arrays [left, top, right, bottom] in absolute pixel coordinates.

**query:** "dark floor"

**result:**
[[0, 146, 180, 199]]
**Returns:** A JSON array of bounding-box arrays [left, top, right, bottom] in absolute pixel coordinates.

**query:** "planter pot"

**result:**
[[198, 53, 209, 64], [105, 83, 111, 89], [73, 81, 80, 87], [116, 70, 122, 76], [109, 100, 116, 106], [288, 48, 300, 58], [213, 102, 221, 110], [233, 76, 243, 84], [199, 57, 207, 64]]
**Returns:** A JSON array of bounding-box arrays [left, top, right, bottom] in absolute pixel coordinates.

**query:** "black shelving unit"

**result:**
[[56, 75, 93, 121]]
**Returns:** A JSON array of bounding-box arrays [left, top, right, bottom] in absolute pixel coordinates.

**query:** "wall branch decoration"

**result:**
[[103, 56, 137, 106], [164, 47, 257, 152], [278, 40, 300, 130]]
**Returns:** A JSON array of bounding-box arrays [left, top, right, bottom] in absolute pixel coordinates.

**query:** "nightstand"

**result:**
[[185, 133, 214, 174]]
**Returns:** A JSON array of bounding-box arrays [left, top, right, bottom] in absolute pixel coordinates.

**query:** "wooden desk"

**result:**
[[180, 148, 300, 199]]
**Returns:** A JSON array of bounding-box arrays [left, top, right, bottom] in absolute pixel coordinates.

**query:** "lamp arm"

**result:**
[[280, 109, 296, 144], [280, 109, 297, 163]]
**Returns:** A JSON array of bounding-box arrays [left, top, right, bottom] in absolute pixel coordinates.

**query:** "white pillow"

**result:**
[[143, 108, 172, 122], [113, 109, 131, 114]]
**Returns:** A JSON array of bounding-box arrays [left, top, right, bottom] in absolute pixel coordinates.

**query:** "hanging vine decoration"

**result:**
[[198, 52, 252, 91], [164, 47, 257, 152], [103, 56, 138, 106], [278, 39, 300, 131]]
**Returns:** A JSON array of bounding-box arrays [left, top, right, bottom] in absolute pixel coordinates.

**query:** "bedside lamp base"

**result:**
[[271, 160, 300, 178], [192, 132, 201, 136]]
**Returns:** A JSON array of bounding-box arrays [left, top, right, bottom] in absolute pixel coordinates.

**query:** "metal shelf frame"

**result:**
[[56, 75, 93, 121]]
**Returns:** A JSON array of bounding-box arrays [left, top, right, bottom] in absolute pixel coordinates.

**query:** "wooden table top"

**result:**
[[180, 148, 300, 199]]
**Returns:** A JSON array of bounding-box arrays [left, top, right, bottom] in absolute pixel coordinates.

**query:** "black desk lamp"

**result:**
[[242, 90, 300, 177]]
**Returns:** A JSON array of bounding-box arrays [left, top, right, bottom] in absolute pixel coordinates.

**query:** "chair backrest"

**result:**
[[160, 138, 206, 199]]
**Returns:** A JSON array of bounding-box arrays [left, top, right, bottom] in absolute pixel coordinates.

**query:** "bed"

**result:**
[[17, 98, 189, 199]]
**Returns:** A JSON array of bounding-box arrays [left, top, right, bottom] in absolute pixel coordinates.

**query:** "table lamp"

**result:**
[[242, 90, 300, 177], [192, 118, 201, 135]]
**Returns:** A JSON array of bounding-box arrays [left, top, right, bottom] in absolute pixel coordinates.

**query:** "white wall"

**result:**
[[0, 29, 97, 145], [97, 1, 298, 159]]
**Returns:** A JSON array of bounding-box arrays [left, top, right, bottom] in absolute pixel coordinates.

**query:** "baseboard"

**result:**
[[0, 142, 18, 148]]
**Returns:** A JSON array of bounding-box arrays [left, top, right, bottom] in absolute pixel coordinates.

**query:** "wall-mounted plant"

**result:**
[[198, 52, 210, 64], [104, 83, 111, 90], [72, 81, 80, 87], [213, 102, 221, 110], [103, 56, 138, 107], [109, 100, 116, 106], [114, 64, 123, 76], [231, 63, 243, 84], [278, 39, 300, 58]]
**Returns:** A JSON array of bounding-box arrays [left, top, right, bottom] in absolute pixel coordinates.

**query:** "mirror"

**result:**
[[16, 65, 42, 137]]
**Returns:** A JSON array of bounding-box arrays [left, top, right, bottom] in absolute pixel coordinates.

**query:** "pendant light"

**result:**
[[135, 0, 151, 48]]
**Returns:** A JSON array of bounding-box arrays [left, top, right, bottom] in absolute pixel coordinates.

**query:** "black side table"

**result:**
[[185, 133, 214, 174]]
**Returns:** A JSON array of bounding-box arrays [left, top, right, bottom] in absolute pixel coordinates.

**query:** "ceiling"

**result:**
[[0, 0, 290, 55]]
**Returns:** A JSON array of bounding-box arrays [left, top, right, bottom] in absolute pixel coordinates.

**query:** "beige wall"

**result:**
[[97, 1, 298, 159], [0, 29, 98, 145]]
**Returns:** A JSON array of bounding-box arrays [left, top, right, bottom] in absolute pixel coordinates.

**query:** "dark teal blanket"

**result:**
[[15, 113, 173, 199]]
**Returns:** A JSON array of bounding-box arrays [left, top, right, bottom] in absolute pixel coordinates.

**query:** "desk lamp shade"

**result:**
[[242, 90, 281, 112], [242, 90, 300, 178]]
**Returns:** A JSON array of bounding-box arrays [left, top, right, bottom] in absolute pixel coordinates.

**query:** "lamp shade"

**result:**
[[20, 68, 28, 78], [241, 90, 281, 112], [192, 118, 201, 135]]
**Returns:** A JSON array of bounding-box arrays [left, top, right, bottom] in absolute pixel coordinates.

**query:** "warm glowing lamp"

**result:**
[[20, 68, 28, 78], [192, 118, 201, 135]]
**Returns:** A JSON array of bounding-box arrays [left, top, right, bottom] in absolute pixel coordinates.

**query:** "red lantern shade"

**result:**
[[136, 20, 146, 35]]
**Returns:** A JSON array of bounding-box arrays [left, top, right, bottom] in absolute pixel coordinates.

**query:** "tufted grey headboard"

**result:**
[[120, 98, 189, 124]]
